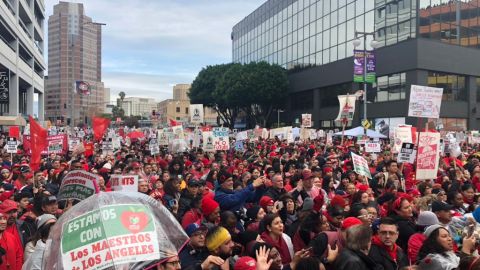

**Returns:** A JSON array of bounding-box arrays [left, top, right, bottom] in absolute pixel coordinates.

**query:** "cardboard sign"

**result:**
[[6, 138, 17, 154], [58, 170, 99, 201], [351, 152, 372, 179], [398, 143, 416, 163], [213, 127, 230, 151], [202, 131, 215, 152], [365, 142, 381, 153], [301, 114, 312, 127], [416, 132, 440, 180], [408, 85, 443, 119], [110, 175, 139, 192], [69, 137, 81, 152], [61, 204, 160, 270], [190, 104, 204, 124]]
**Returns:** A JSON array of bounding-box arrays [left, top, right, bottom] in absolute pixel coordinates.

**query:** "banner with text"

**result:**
[[58, 170, 99, 201], [416, 132, 441, 180], [335, 95, 357, 121], [408, 85, 443, 119], [351, 152, 372, 179], [110, 175, 139, 193]]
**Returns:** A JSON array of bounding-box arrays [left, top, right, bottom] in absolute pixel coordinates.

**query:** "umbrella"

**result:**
[[333, 126, 388, 139], [42, 192, 189, 270], [127, 130, 145, 139]]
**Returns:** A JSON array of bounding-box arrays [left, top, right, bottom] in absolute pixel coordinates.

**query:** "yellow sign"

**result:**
[[361, 119, 372, 129]]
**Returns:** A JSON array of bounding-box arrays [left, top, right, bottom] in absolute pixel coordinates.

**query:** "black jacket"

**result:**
[[390, 214, 416, 252], [368, 244, 408, 270], [179, 244, 209, 270], [264, 187, 287, 201], [178, 189, 198, 218], [334, 248, 382, 270]]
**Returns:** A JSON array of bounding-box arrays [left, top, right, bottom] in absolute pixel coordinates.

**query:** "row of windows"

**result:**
[[427, 71, 467, 101]]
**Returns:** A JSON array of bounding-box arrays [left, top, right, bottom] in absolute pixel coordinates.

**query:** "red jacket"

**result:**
[[182, 209, 203, 229], [0, 231, 23, 270], [407, 233, 425, 264]]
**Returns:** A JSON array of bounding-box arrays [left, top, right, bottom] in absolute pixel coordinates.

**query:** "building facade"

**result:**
[[232, 0, 480, 131], [0, 0, 46, 119], [45, 2, 105, 125], [119, 97, 158, 117], [157, 84, 219, 125]]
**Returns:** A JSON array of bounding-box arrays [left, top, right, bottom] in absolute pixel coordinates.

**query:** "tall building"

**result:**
[[119, 97, 158, 117], [157, 84, 219, 125], [233, 0, 480, 130], [45, 1, 105, 125], [0, 0, 46, 119]]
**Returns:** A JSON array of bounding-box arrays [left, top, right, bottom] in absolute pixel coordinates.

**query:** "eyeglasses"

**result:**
[[357, 214, 373, 219], [379, 231, 398, 236]]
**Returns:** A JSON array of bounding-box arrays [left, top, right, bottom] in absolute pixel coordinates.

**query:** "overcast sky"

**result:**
[[45, 0, 265, 102]]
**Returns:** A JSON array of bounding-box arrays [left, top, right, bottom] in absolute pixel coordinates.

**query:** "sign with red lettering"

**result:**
[[61, 204, 160, 270], [416, 132, 440, 180], [58, 170, 99, 201], [110, 175, 139, 193], [23, 134, 68, 155]]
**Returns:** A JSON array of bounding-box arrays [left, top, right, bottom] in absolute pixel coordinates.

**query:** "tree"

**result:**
[[112, 106, 124, 119]]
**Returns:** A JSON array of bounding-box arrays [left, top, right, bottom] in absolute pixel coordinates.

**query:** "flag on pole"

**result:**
[[93, 117, 111, 141], [29, 116, 47, 171], [169, 119, 180, 127]]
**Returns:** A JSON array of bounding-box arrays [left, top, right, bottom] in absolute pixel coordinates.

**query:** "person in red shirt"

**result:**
[[0, 200, 23, 270]]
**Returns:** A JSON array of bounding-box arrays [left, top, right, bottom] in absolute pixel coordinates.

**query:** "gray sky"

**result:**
[[45, 0, 265, 102]]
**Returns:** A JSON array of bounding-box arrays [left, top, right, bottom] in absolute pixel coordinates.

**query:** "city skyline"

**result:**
[[44, 0, 265, 102]]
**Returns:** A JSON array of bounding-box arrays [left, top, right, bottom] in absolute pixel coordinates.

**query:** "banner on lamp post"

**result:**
[[353, 50, 376, 83]]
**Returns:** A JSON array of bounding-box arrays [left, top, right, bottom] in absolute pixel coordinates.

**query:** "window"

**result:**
[[374, 72, 407, 102], [185, 108, 189, 114], [428, 71, 467, 101], [291, 90, 314, 110], [176, 107, 180, 113], [439, 118, 467, 131]]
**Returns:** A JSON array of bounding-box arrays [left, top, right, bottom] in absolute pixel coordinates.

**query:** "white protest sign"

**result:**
[[394, 126, 414, 153], [301, 114, 312, 127], [236, 131, 248, 141], [213, 127, 230, 151], [351, 152, 372, 179], [110, 174, 139, 193], [149, 139, 160, 155], [69, 137, 81, 152], [158, 129, 169, 146], [202, 131, 215, 152], [190, 104, 204, 124], [6, 138, 17, 154], [365, 142, 381, 153], [408, 85, 443, 119], [102, 139, 114, 154], [398, 143, 416, 163]]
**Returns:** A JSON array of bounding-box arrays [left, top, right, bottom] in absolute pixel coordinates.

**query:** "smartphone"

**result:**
[[468, 224, 475, 238]]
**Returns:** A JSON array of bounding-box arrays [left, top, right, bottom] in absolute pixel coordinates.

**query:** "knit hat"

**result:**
[[0, 169, 9, 174], [0, 199, 17, 214], [259, 196, 274, 209], [36, 214, 57, 229], [246, 206, 261, 221], [234, 256, 256, 270], [218, 171, 233, 184], [473, 206, 480, 223], [417, 211, 440, 226], [313, 194, 324, 212], [201, 197, 219, 217], [424, 224, 445, 238], [341, 217, 363, 230], [206, 226, 231, 251], [330, 195, 347, 208], [302, 197, 314, 211]]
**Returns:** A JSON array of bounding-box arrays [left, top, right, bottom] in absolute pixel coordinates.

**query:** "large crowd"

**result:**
[[1, 126, 480, 270]]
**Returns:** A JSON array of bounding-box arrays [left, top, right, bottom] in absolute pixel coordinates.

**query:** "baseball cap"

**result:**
[[36, 214, 57, 229], [234, 256, 256, 270], [431, 201, 453, 212], [185, 223, 207, 237], [41, 195, 57, 206], [341, 217, 363, 230], [187, 179, 200, 187], [0, 199, 17, 214]]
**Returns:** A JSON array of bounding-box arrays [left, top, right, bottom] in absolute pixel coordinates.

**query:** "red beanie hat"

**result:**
[[259, 196, 274, 209], [201, 197, 219, 217], [330, 195, 347, 208], [234, 256, 256, 270], [341, 217, 363, 230], [357, 184, 369, 192], [313, 194, 324, 212]]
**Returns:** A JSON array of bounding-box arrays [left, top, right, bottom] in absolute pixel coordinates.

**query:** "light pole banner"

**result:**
[[351, 152, 372, 179], [335, 95, 357, 121], [301, 114, 312, 127], [353, 50, 376, 83], [190, 104, 204, 124], [416, 132, 441, 180], [408, 85, 443, 119]]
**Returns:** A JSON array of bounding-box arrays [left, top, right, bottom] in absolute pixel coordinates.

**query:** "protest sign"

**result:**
[[102, 139, 113, 154], [394, 126, 415, 153], [190, 104, 204, 124], [6, 138, 17, 154], [351, 152, 372, 179], [408, 85, 443, 118], [398, 143, 416, 163], [335, 95, 356, 121], [23, 134, 68, 155], [61, 204, 160, 270], [365, 142, 381, 153], [110, 175, 139, 193], [172, 126, 184, 140], [202, 131, 215, 152], [213, 127, 230, 151], [416, 132, 441, 180], [69, 137, 81, 152], [236, 131, 248, 141], [234, 141, 244, 152], [158, 129, 169, 146], [149, 139, 160, 155], [301, 114, 312, 127], [58, 170, 99, 201]]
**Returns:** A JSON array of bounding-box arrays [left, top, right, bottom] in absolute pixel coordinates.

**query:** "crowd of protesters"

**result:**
[[2, 127, 480, 270]]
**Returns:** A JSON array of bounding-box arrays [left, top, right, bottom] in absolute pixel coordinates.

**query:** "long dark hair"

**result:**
[[163, 179, 179, 196], [417, 227, 451, 261], [298, 212, 322, 246], [295, 257, 321, 270]]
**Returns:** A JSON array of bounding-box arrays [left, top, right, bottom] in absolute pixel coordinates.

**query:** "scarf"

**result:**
[[426, 252, 459, 270], [372, 235, 398, 262], [260, 231, 292, 264]]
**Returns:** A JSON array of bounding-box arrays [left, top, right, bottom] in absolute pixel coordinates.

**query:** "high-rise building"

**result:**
[[232, 0, 480, 130], [45, 1, 105, 125], [119, 97, 158, 117], [0, 0, 46, 120]]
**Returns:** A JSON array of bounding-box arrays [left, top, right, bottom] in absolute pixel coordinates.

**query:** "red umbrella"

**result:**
[[127, 130, 145, 140]]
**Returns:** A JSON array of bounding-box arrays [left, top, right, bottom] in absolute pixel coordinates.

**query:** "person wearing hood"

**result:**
[[369, 217, 408, 270]]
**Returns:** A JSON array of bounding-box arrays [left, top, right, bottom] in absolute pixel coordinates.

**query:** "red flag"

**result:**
[[8, 126, 19, 139], [169, 119, 180, 127], [29, 116, 47, 171], [93, 117, 111, 141]]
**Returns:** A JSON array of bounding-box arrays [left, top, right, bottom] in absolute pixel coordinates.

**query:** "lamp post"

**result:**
[[277, 109, 284, 128], [353, 32, 379, 134]]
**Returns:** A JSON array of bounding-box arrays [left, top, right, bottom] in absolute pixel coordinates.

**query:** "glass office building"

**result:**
[[232, 0, 480, 130]]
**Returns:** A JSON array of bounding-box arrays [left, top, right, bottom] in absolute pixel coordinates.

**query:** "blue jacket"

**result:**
[[214, 184, 264, 212]]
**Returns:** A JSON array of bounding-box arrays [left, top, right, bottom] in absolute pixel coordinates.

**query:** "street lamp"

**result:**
[[276, 109, 284, 128], [353, 32, 379, 134]]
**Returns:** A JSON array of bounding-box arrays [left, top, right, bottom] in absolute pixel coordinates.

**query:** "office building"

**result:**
[[119, 97, 158, 117], [0, 0, 46, 120], [45, 2, 105, 125], [232, 0, 480, 131], [157, 84, 219, 125]]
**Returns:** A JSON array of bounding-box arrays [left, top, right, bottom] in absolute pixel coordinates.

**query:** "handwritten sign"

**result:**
[[408, 85, 443, 119]]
